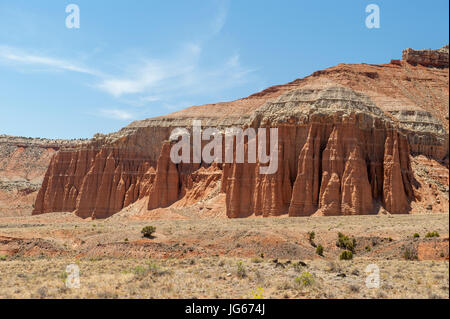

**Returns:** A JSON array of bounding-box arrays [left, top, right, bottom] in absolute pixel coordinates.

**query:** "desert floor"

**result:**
[[0, 212, 448, 299]]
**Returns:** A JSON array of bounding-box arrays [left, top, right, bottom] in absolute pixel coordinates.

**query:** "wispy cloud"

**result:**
[[0, 0, 260, 121], [98, 108, 134, 120], [93, 0, 241, 102], [0, 45, 100, 76], [96, 43, 201, 97], [211, 0, 229, 35], [95, 43, 256, 104]]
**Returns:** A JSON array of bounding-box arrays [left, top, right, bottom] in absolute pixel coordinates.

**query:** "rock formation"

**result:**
[[222, 87, 414, 217], [0, 135, 83, 216], [27, 46, 449, 219], [402, 45, 449, 68]]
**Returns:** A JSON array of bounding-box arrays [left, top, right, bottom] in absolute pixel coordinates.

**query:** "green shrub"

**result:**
[[141, 226, 156, 238], [365, 245, 371, 252], [0, 255, 7, 261], [146, 262, 163, 274], [132, 262, 169, 278], [413, 233, 420, 238], [339, 250, 353, 260], [308, 231, 317, 247], [316, 244, 324, 256], [59, 271, 68, 283], [251, 257, 263, 263], [336, 233, 356, 252], [133, 265, 148, 277], [236, 261, 246, 278], [403, 247, 418, 260], [292, 262, 303, 273], [295, 272, 314, 287], [425, 231, 440, 238]]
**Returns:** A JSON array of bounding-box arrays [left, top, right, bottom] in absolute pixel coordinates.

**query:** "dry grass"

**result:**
[[0, 257, 448, 299], [0, 213, 448, 299]]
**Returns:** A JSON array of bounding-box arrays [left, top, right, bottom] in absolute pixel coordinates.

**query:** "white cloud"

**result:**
[[98, 108, 134, 120], [0, 42, 257, 116], [0, 45, 100, 76], [211, 0, 229, 35], [96, 43, 201, 97], [92, 1, 242, 102], [120, 95, 163, 107], [0, 0, 260, 119], [95, 44, 256, 104]]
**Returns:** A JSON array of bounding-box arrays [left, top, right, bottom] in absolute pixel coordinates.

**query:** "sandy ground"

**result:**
[[0, 212, 448, 299]]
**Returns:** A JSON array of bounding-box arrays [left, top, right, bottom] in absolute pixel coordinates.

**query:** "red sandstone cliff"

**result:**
[[402, 45, 449, 68], [221, 88, 415, 218], [0, 136, 83, 216], [30, 47, 449, 219]]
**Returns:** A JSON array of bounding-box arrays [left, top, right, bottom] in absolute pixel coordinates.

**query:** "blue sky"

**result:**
[[0, 0, 448, 139]]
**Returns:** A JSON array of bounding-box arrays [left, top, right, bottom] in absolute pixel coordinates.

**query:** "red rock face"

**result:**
[[33, 137, 223, 219], [147, 142, 179, 210], [0, 136, 83, 217], [31, 87, 432, 219], [222, 155, 291, 218], [402, 45, 449, 68], [30, 46, 449, 219], [222, 115, 414, 218], [33, 147, 154, 219]]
